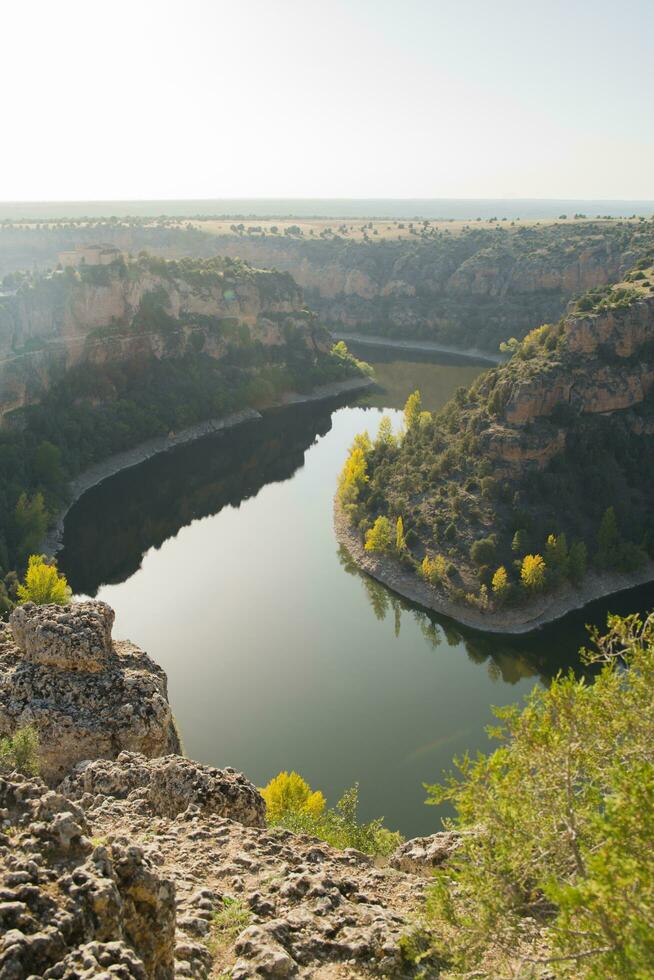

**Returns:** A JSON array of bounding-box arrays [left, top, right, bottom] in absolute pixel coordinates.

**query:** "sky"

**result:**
[[2, 0, 653, 202]]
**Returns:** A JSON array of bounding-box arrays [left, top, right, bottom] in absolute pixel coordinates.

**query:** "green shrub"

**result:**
[[469, 536, 496, 566], [412, 613, 654, 977], [0, 726, 39, 775]]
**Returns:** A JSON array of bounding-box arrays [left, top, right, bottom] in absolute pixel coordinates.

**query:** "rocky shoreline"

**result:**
[[332, 330, 504, 364], [333, 497, 654, 635], [41, 374, 374, 558]]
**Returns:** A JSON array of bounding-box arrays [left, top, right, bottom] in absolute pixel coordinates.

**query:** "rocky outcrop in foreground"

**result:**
[[0, 754, 433, 979], [0, 601, 180, 783]]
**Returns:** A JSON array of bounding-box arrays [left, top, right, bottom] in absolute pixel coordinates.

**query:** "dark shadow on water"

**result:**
[[59, 399, 340, 595]]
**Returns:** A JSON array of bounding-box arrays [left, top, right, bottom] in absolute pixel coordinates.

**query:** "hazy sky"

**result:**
[[3, 0, 653, 201]]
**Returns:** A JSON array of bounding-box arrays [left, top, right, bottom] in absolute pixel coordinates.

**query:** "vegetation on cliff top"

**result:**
[[338, 259, 654, 616], [404, 613, 654, 978], [0, 253, 369, 614]]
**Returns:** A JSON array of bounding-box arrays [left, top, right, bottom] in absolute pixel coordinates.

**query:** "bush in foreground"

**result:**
[[407, 613, 654, 978]]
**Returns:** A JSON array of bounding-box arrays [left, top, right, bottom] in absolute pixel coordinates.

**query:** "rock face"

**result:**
[[66, 753, 425, 979], [0, 256, 328, 419], [0, 771, 176, 979], [0, 601, 180, 784], [10, 600, 115, 672], [203, 226, 652, 351], [61, 752, 266, 828]]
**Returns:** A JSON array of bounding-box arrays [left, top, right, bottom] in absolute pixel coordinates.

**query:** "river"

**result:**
[[59, 345, 654, 837]]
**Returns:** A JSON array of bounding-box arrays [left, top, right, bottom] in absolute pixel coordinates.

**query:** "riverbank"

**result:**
[[42, 374, 374, 557], [333, 497, 654, 635], [332, 331, 504, 365]]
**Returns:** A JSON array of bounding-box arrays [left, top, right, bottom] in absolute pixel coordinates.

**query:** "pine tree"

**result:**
[[395, 516, 406, 552]]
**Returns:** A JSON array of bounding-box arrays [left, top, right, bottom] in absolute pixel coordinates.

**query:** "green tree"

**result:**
[[376, 415, 395, 448], [596, 506, 619, 568], [568, 540, 588, 585], [544, 532, 568, 583], [511, 529, 528, 553], [470, 537, 496, 567], [32, 441, 64, 489], [16, 555, 72, 605], [395, 516, 406, 552], [13, 493, 49, 561]]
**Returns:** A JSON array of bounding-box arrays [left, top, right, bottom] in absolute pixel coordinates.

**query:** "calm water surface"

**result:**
[[59, 349, 654, 836]]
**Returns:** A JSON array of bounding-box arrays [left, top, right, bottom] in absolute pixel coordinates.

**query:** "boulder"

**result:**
[[0, 601, 180, 784], [389, 831, 463, 876], [60, 751, 266, 828], [10, 600, 114, 672]]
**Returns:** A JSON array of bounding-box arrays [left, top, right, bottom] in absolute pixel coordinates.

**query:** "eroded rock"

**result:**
[[0, 772, 175, 980], [0, 601, 180, 784], [60, 752, 266, 828], [389, 831, 463, 877]]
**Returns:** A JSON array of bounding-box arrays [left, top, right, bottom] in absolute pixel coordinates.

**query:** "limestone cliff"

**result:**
[[336, 262, 654, 627], [202, 222, 654, 351], [0, 601, 180, 783], [0, 255, 326, 420]]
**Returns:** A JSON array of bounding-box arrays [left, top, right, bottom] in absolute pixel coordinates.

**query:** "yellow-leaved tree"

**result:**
[[421, 554, 447, 585], [520, 554, 546, 592], [261, 771, 326, 822], [403, 389, 422, 430], [364, 516, 393, 553], [491, 565, 509, 599], [17, 555, 72, 606]]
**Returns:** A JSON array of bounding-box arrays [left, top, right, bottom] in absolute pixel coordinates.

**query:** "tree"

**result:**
[[395, 516, 406, 552], [13, 493, 48, 560], [511, 529, 528, 554], [16, 555, 72, 606], [470, 537, 496, 566], [491, 566, 509, 600], [403, 390, 422, 430], [32, 441, 64, 489], [365, 516, 393, 553], [596, 506, 619, 568], [421, 554, 447, 585], [376, 415, 395, 448], [338, 444, 368, 520], [520, 553, 546, 592], [568, 540, 587, 585], [544, 532, 568, 583], [261, 771, 325, 822]]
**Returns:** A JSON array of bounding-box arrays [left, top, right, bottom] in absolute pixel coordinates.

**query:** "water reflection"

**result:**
[[337, 544, 586, 685], [61, 400, 340, 595]]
